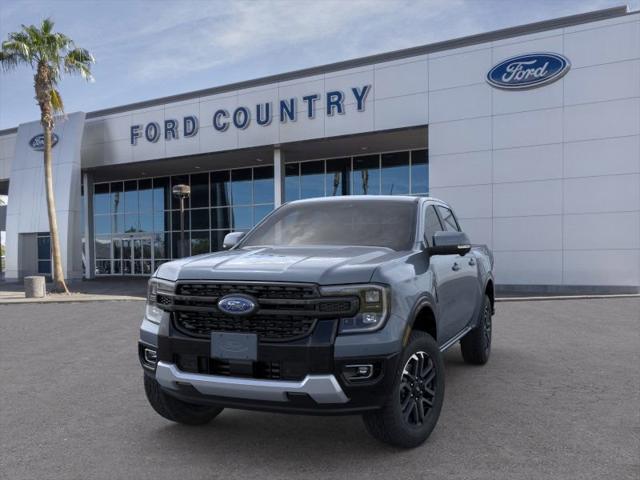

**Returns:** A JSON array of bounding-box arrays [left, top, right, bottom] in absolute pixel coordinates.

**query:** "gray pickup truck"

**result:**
[[139, 196, 494, 448]]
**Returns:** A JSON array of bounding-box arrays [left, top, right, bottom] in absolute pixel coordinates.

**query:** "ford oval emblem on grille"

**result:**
[[217, 295, 257, 316]]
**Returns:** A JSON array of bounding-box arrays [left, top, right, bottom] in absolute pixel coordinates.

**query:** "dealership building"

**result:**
[[0, 6, 638, 293]]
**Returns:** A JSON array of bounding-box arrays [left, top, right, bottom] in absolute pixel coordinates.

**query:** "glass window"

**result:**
[[154, 233, 169, 259], [232, 206, 252, 230], [211, 171, 231, 207], [96, 260, 111, 275], [111, 182, 123, 215], [436, 206, 460, 232], [38, 260, 51, 274], [124, 213, 139, 233], [113, 238, 123, 261], [300, 160, 325, 199], [191, 208, 210, 230], [211, 230, 231, 252], [424, 205, 443, 246], [172, 232, 189, 258], [254, 204, 274, 225], [211, 207, 232, 230], [381, 152, 410, 195], [171, 175, 190, 209], [190, 173, 209, 208], [153, 211, 169, 232], [94, 183, 110, 214], [411, 150, 429, 194], [124, 180, 138, 213], [253, 166, 274, 204], [231, 169, 252, 205], [112, 214, 124, 234], [95, 215, 111, 235], [191, 231, 210, 255], [95, 237, 111, 259], [171, 210, 190, 231], [138, 179, 153, 212], [37, 234, 51, 260], [139, 212, 153, 232], [326, 158, 350, 196], [352, 155, 380, 195], [285, 163, 300, 201], [153, 177, 171, 211]]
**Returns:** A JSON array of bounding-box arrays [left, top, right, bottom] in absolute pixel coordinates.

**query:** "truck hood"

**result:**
[[155, 246, 404, 285]]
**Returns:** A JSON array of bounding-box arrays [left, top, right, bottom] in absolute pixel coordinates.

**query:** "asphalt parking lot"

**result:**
[[1, 297, 638, 480]]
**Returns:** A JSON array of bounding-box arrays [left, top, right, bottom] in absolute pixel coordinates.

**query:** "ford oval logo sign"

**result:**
[[217, 295, 257, 316], [487, 53, 570, 90], [29, 133, 59, 151]]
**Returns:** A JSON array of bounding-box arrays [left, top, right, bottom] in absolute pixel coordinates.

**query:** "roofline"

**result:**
[[0, 5, 631, 136]]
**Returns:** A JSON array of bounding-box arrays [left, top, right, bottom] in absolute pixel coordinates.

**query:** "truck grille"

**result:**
[[166, 282, 359, 342]]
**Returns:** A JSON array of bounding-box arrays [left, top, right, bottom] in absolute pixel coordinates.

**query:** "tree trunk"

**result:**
[[43, 122, 69, 294]]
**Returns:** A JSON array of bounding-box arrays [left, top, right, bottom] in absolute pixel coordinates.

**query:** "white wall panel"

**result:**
[[325, 102, 374, 138], [493, 180, 562, 217], [493, 108, 562, 149], [199, 125, 238, 153], [564, 20, 640, 68], [458, 218, 492, 247], [564, 135, 640, 178], [493, 143, 562, 183], [494, 250, 563, 285], [563, 250, 640, 286], [564, 60, 640, 106], [324, 69, 374, 107], [429, 150, 492, 188], [428, 84, 491, 123], [429, 116, 491, 155], [428, 48, 491, 90], [279, 113, 325, 144], [373, 93, 428, 131], [374, 60, 427, 100], [492, 80, 563, 115], [492, 33, 563, 61], [429, 184, 492, 219], [564, 212, 640, 250], [493, 215, 562, 251], [564, 98, 640, 143], [563, 174, 640, 214]]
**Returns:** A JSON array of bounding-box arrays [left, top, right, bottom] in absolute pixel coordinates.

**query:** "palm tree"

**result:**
[[0, 18, 94, 293]]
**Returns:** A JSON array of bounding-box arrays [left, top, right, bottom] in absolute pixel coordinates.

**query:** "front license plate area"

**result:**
[[211, 332, 258, 361]]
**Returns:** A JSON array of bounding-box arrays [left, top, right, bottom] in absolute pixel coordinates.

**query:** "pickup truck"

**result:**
[[139, 196, 494, 448]]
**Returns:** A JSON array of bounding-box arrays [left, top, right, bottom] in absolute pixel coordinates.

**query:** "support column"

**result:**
[[273, 147, 286, 207], [83, 172, 95, 279]]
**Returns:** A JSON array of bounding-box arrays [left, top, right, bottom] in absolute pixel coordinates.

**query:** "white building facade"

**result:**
[[0, 6, 638, 293]]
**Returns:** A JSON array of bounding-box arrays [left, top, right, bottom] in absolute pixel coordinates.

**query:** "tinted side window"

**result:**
[[424, 205, 443, 246], [437, 206, 460, 232]]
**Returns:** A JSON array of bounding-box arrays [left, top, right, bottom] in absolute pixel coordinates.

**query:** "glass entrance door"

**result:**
[[113, 236, 153, 275]]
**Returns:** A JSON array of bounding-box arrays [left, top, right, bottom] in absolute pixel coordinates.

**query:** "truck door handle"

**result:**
[[468, 258, 476, 266], [451, 262, 460, 271]]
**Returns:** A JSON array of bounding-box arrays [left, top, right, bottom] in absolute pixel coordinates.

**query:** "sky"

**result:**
[[0, 0, 636, 130]]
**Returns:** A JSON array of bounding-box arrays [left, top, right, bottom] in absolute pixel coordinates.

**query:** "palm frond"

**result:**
[[50, 88, 64, 113], [64, 47, 94, 81]]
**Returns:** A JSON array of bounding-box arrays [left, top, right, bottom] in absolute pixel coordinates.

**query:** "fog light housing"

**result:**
[[343, 364, 374, 381], [144, 348, 157, 365]]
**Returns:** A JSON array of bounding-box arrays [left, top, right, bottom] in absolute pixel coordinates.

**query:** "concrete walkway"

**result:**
[[0, 277, 147, 304]]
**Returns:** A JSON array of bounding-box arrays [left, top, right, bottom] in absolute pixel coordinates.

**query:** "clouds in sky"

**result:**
[[0, 0, 631, 129]]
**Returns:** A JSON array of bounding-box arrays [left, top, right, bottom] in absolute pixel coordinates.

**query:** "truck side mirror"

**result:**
[[222, 232, 246, 250], [428, 231, 472, 256]]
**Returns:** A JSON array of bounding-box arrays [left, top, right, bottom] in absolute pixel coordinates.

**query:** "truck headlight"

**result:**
[[146, 278, 175, 324], [320, 284, 390, 334]]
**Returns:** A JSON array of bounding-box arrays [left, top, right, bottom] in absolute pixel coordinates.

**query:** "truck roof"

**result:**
[[287, 195, 446, 206]]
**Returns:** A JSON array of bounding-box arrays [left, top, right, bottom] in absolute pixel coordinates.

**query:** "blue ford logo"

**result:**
[[217, 295, 257, 316], [29, 133, 59, 151], [487, 53, 570, 90]]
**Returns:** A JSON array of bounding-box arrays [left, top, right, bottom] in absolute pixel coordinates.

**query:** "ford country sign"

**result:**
[[29, 133, 59, 151], [487, 53, 570, 90]]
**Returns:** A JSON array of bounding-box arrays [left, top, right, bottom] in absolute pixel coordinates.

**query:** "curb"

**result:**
[[495, 293, 640, 303], [0, 296, 145, 305]]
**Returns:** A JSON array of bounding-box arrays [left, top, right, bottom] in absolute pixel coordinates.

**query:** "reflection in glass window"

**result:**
[[253, 166, 274, 204], [139, 179, 153, 212], [153, 177, 170, 211], [124, 180, 138, 212], [172, 231, 188, 258], [191, 208, 209, 230], [211, 207, 232, 230], [190, 173, 209, 208], [94, 215, 110, 235], [254, 204, 274, 225], [153, 211, 168, 232], [231, 169, 252, 205], [139, 212, 153, 232], [411, 149, 429, 194], [111, 182, 123, 215], [211, 171, 231, 207], [211, 230, 230, 252], [171, 175, 190, 209], [37, 234, 51, 260], [381, 152, 410, 195], [124, 213, 139, 232], [437, 206, 459, 232], [95, 237, 111, 259], [171, 210, 190, 231], [191, 231, 210, 255], [285, 163, 300, 201], [38, 260, 51, 274], [326, 158, 350, 196], [352, 155, 380, 195], [424, 205, 443, 246], [232, 206, 252, 229], [94, 183, 110, 214], [154, 233, 169, 259], [300, 161, 324, 199]]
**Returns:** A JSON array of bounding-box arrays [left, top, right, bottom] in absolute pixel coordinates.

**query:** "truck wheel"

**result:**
[[143, 375, 223, 425], [362, 331, 445, 448], [460, 294, 492, 365]]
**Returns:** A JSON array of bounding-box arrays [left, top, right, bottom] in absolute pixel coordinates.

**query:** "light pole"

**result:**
[[172, 184, 191, 258]]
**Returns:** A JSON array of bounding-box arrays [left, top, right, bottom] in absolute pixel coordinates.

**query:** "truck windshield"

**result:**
[[240, 200, 417, 251]]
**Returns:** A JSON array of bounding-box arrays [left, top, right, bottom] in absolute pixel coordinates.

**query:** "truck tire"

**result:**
[[144, 375, 223, 425], [460, 294, 492, 365], [362, 331, 445, 448]]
